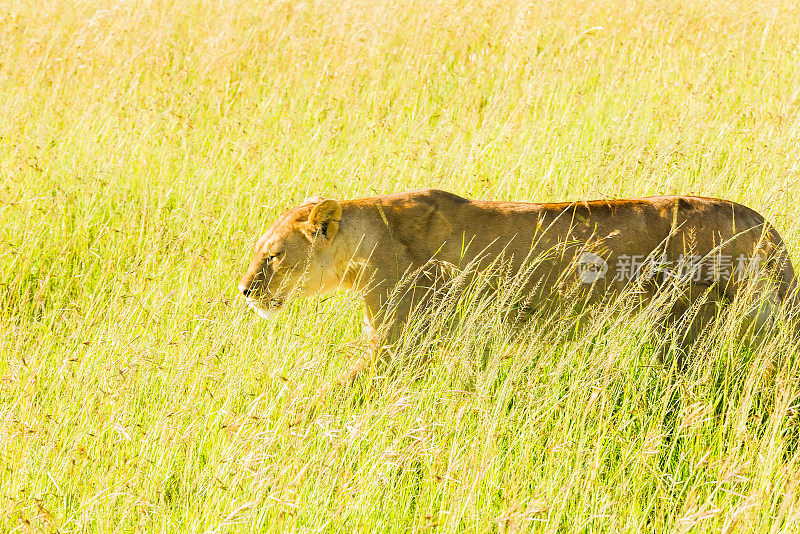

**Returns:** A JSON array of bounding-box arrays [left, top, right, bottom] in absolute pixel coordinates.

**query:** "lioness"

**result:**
[[239, 189, 797, 382]]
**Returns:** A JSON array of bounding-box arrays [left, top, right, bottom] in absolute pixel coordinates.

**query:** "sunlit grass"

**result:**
[[2, 0, 800, 531]]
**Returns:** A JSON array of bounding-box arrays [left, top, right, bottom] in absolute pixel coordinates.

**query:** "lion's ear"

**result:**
[[301, 196, 325, 205], [304, 199, 342, 242]]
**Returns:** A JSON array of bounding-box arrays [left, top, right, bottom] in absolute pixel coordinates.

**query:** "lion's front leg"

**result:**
[[339, 297, 408, 376], [313, 267, 446, 407], [312, 296, 407, 406]]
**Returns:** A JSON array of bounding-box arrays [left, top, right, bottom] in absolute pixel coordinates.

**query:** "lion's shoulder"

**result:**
[[376, 188, 471, 207]]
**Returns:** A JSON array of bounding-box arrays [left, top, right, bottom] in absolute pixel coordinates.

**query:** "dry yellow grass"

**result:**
[[2, 0, 800, 531]]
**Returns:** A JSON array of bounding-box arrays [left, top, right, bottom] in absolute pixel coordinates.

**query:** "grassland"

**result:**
[[2, 0, 800, 531]]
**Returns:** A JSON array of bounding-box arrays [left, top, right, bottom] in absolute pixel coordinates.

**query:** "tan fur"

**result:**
[[239, 189, 797, 380]]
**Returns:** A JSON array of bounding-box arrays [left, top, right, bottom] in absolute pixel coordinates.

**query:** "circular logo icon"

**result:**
[[577, 252, 608, 283]]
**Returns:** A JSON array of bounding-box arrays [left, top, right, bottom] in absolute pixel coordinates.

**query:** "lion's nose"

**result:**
[[238, 284, 252, 298]]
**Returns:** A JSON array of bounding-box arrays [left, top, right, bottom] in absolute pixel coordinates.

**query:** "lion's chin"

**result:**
[[256, 307, 277, 320], [246, 300, 280, 320]]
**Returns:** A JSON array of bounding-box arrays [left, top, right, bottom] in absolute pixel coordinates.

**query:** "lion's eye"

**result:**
[[268, 252, 283, 263]]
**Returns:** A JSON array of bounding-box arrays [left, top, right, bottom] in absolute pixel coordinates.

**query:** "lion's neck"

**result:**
[[329, 203, 382, 293]]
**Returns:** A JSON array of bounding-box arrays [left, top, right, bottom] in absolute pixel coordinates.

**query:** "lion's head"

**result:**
[[238, 198, 343, 318]]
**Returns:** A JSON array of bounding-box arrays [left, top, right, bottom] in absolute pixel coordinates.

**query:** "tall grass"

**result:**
[[2, 0, 800, 531]]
